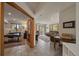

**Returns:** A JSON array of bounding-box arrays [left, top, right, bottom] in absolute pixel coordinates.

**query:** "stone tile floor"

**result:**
[[4, 35, 62, 56]]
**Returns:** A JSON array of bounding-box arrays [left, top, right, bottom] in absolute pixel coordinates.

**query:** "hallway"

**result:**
[[4, 35, 62, 56]]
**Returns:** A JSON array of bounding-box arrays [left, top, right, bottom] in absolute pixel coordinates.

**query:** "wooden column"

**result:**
[[30, 18, 34, 48], [27, 18, 34, 48], [0, 2, 4, 56]]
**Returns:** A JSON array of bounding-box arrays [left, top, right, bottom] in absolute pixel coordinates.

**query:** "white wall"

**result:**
[[4, 23, 27, 35], [50, 12, 59, 24], [59, 4, 76, 39], [76, 3, 79, 45], [4, 23, 11, 35], [59, 3, 78, 56]]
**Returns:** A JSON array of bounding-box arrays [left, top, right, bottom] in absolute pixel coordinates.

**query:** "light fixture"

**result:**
[[8, 12, 12, 16], [4, 19, 8, 23]]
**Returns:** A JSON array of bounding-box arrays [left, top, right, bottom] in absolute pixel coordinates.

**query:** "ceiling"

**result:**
[[4, 3, 29, 24], [26, 2, 41, 14], [4, 2, 76, 24], [26, 2, 75, 15], [25, 2, 75, 24]]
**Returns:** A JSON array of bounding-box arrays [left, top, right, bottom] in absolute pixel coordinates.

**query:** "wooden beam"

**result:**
[[0, 2, 4, 56], [6, 2, 34, 19]]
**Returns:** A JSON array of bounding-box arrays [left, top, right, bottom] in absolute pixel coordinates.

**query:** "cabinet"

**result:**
[[63, 44, 75, 56], [63, 42, 79, 56]]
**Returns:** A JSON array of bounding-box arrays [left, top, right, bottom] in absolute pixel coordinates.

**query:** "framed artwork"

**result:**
[[63, 21, 75, 28]]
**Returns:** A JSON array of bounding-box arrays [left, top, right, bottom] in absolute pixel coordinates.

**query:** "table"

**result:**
[[4, 32, 21, 43]]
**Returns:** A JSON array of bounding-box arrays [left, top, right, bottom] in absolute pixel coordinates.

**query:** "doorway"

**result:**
[[0, 2, 35, 56]]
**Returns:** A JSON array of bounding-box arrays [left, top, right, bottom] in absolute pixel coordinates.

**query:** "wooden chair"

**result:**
[[53, 36, 61, 49]]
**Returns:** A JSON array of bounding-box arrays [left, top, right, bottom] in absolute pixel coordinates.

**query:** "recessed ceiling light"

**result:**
[[8, 12, 12, 16]]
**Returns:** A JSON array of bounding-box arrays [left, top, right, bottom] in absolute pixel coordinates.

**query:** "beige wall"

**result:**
[[4, 23, 27, 35], [62, 3, 79, 56], [76, 3, 79, 45], [4, 23, 11, 35], [59, 4, 76, 39]]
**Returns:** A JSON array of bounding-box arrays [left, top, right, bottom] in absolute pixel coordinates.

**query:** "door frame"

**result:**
[[0, 2, 4, 56], [0, 2, 35, 56]]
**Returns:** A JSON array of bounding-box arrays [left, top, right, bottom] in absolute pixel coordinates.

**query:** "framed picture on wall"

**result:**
[[63, 21, 75, 28]]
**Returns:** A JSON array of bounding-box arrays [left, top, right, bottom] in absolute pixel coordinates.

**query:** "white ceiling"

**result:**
[[25, 2, 75, 24], [25, 2, 41, 14], [4, 3, 29, 24], [4, 2, 76, 24]]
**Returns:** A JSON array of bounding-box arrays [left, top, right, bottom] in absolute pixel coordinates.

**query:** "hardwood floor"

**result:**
[[4, 35, 62, 56]]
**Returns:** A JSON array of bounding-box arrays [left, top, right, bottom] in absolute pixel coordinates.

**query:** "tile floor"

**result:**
[[4, 35, 62, 56]]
